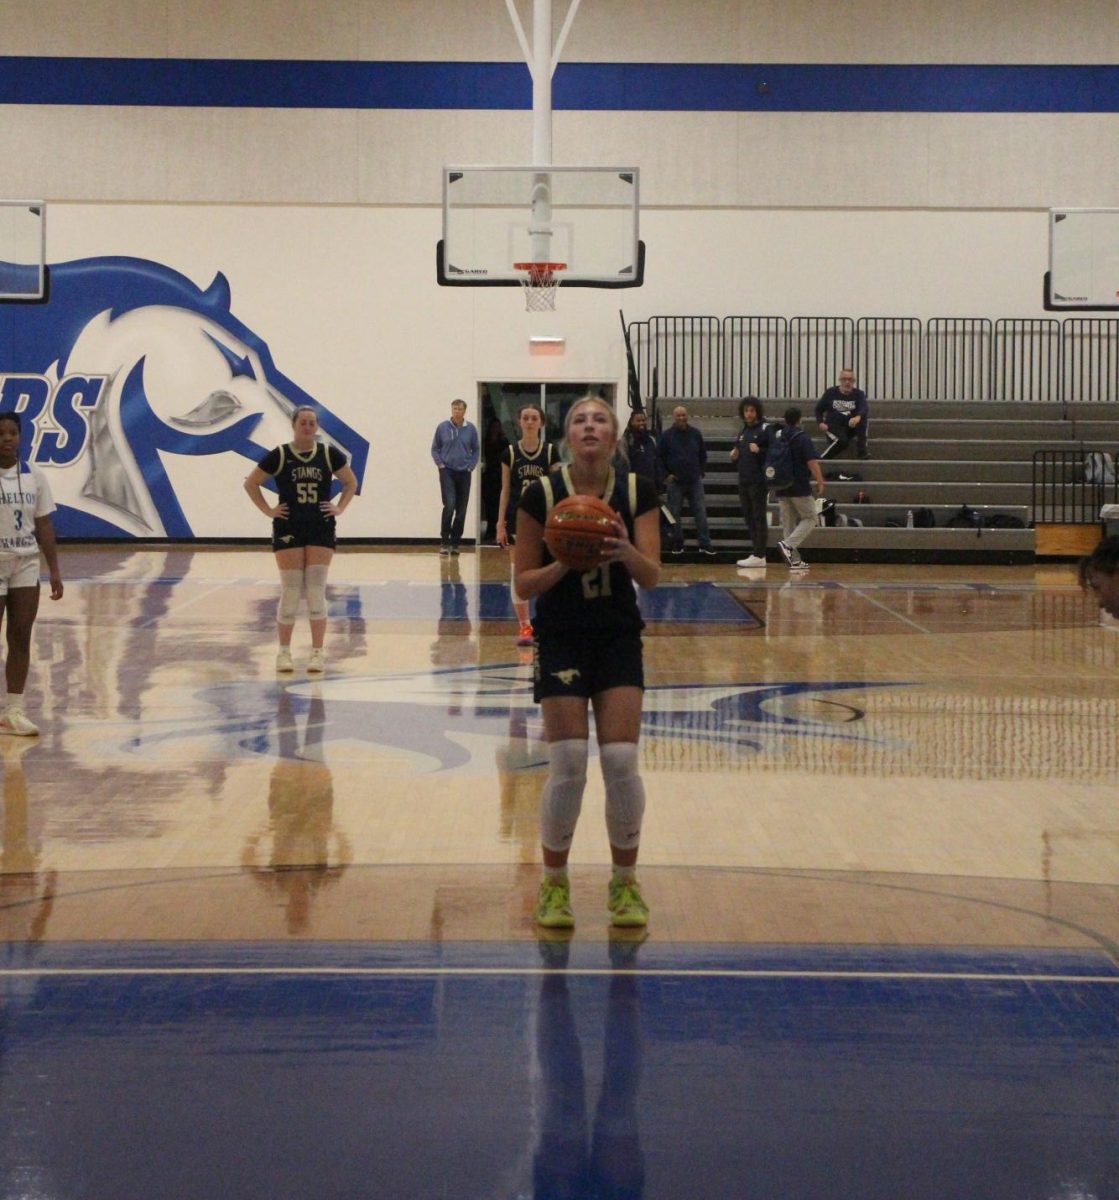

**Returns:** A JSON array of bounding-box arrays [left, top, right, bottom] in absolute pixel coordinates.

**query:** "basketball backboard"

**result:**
[[0, 201, 46, 301], [1045, 208, 1119, 311], [437, 166, 643, 288]]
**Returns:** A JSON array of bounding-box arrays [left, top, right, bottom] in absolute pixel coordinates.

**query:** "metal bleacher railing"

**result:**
[[1032, 450, 1119, 524], [624, 314, 1119, 416]]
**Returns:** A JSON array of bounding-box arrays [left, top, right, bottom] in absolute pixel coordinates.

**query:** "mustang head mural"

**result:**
[[0, 257, 369, 537]]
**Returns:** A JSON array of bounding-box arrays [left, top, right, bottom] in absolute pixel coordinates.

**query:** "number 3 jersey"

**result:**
[[519, 464, 658, 637], [0, 462, 55, 556], [257, 442, 348, 526]]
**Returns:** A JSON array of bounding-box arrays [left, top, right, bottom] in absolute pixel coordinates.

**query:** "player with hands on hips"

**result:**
[[0, 411, 63, 736], [514, 395, 661, 930], [244, 405, 357, 674]]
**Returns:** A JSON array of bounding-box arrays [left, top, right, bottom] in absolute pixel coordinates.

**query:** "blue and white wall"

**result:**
[[1, 0, 1117, 538]]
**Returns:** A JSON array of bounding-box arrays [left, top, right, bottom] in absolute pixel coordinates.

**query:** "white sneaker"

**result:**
[[736, 555, 767, 568], [307, 648, 326, 674], [276, 648, 294, 673], [0, 707, 39, 736]]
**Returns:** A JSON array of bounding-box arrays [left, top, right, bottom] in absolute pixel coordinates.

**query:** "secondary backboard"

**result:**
[[1045, 208, 1119, 311], [438, 166, 643, 288], [0, 201, 46, 301]]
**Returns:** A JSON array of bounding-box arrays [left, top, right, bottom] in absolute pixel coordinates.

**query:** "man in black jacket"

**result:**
[[623, 410, 659, 487], [657, 405, 715, 556]]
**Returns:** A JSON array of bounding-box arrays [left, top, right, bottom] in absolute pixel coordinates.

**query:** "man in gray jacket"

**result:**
[[430, 399, 480, 554]]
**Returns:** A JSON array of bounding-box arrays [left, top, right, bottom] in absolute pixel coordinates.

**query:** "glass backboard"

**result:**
[[1046, 208, 1119, 311], [0, 201, 46, 301], [438, 166, 642, 288]]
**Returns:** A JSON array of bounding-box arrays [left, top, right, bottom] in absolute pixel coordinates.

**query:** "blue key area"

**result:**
[[327, 580, 759, 624], [1, 941, 1115, 1198]]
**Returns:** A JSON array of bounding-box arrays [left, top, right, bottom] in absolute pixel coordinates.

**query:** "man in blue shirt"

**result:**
[[430, 399, 480, 554], [657, 405, 715, 556]]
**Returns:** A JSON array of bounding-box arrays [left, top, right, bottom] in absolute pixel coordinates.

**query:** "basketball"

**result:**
[[544, 495, 617, 570]]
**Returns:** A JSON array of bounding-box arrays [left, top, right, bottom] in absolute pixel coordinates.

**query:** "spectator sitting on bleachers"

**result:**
[[816, 368, 870, 460]]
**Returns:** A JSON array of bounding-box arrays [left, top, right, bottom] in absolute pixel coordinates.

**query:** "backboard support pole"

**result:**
[[506, 0, 584, 265]]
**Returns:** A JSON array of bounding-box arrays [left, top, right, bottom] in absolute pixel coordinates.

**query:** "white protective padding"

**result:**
[[304, 563, 330, 620], [600, 741, 645, 850], [539, 738, 589, 853], [277, 569, 304, 624]]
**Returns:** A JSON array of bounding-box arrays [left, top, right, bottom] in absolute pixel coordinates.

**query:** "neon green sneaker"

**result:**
[[534, 876, 575, 929], [608, 876, 649, 928]]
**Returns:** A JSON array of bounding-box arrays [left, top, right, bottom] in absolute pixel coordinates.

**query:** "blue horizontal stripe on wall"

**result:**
[[1, 57, 1118, 113]]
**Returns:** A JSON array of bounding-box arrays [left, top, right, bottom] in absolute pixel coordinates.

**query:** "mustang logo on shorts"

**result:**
[[551, 668, 582, 686], [0, 256, 370, 538]]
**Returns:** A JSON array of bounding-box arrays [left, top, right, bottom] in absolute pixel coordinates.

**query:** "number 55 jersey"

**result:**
[[258, 442, 349, 550]]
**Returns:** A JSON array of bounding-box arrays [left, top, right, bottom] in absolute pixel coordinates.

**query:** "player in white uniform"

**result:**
[[0, 412, 64, 735]]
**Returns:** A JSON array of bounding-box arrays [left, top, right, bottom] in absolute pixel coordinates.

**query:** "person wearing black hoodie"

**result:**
[[729, 396, 771, 567]]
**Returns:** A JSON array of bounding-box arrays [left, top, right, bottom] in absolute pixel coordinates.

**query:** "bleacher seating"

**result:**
[[658, 398, 1119, 562]]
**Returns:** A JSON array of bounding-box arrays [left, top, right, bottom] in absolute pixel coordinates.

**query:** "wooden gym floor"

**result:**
[[1, 546, 1116, 1197]]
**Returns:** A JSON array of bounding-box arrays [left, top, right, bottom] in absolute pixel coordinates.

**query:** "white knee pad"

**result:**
[[277, 570, 304, 624], [539, 739, 589, 853], [304, 564, 330, 620], [600, 742, 645, 851]]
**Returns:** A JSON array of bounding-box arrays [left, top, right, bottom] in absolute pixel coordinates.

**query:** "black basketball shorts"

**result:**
[[272, 516, 337, 552], [533, 629, 644, 702]]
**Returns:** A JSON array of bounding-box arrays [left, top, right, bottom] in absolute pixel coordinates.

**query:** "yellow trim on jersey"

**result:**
[[558, 464, 617, 505], [288, 442, 320, 464]]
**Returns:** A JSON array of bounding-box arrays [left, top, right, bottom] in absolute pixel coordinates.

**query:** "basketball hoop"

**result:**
[[514, 261, 566, 312]]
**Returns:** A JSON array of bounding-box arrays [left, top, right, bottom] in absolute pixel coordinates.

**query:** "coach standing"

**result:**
[[431, 398, 480, 555]]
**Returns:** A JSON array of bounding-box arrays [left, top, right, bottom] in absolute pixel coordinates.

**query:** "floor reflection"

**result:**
[[533, 936, 646, 1200], [0, 740, 55, 942], [240, 687, 350, 934]]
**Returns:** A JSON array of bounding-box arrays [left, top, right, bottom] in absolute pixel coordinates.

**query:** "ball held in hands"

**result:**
[[544, 495, 617, 571]]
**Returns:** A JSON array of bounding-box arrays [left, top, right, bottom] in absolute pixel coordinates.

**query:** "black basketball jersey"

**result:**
[[505, 439, 558, 513], [519, 465, 659, 636], [258, 442, 347, 523]]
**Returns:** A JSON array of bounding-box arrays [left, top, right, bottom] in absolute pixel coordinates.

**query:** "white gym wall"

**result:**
[[1, 0, 1117, 538]]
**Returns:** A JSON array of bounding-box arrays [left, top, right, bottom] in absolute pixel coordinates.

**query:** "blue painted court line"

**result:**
[[3, 938, 1116, 978]]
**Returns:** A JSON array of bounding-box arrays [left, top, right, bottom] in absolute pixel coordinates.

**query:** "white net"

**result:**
[[516, 263, 564, 311]]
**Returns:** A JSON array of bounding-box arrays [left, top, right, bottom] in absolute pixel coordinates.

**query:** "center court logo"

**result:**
[[117, 664, 912, 772]]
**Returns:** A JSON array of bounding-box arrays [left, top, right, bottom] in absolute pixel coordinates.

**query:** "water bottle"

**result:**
[[906, 509, 914, 528]]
